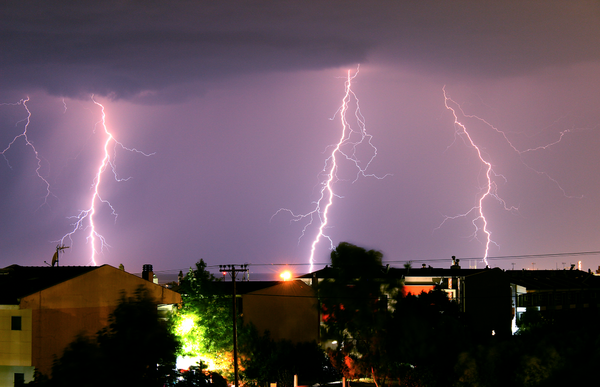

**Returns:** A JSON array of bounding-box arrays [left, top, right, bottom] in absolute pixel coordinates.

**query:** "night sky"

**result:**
[[2, 1, 600, 278]]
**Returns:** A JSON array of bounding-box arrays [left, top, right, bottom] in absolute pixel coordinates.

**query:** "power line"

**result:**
[[149, 249, 600, 275]]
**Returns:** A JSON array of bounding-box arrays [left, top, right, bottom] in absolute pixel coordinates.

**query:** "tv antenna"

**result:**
[[49, 244, 70, 267]]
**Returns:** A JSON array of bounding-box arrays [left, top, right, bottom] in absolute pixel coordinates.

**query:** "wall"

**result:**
[[19, 265, 181, 377], [242, 280, 318, 343], [0, 306, 34, 386]]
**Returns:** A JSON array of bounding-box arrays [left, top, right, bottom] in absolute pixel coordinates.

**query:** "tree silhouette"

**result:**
[[30, 286, 179, 387], [387, 289, 468, 386], [239, 324, 338, 387], [319, 242, 401, 385], [97, 286, 180, 386]]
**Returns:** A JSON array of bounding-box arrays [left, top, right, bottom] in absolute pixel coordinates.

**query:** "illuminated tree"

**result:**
[[173, 259, 233, 373]]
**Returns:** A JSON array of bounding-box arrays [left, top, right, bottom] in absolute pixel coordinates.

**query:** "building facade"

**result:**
[[0, 264, 181, 386], [241, 280, 319, 343]]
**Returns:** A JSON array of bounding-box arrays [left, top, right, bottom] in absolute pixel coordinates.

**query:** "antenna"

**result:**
[[51, 244, 70, 267]]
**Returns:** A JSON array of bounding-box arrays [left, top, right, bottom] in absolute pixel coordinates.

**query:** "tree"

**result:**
[[173, 259, 233, 373], [31, 286, 179, 387], [386, 289, 468, 386], [318, 242, 401, 385], [41, 335, 103, 387], [239, 324, 339, 387], [97, 286, 180, 387]]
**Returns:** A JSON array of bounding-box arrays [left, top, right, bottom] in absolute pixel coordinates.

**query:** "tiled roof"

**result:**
[[0, 264, 100, 304]]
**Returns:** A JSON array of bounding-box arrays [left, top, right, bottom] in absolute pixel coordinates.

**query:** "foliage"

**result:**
[[239, 324, 339, 387], [172, 365, 212, 387], [49, 335, 103, 386], [167, 362, 228, 387], [318, 242, 474, 386], [515, 308, 549, 334], [386, 289, 468, 386], [453, 321, 600, 387], [318, 242, 401, 385], [28, 286, 179, 387], [173, 259, 233, 372], [96, 286, 180, 386]]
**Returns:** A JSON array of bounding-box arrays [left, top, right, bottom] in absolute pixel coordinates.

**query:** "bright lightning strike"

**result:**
[[1, 97, 53, 207], [440, 88, 505, 267], [273, 66, 389, 272], [440, 87, 582, 267], [449, 101, 584, 199], [59, 96, 153, 265]]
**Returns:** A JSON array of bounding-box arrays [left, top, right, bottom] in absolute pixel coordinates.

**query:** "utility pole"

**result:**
[[219, 264, 248, 387]]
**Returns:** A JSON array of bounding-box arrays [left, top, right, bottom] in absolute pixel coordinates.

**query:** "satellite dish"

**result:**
[[51, 245, 70, 267]]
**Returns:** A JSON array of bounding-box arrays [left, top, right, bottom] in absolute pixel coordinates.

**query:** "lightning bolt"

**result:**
[[273, 65, 389, 272], [1, 97, 53, 207], [439, 87, 584, 267], [450, 103, 584, 199], [59, 96, 153, 265]]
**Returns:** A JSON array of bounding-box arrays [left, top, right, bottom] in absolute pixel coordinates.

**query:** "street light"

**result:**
[[279, 270, 292, 281]]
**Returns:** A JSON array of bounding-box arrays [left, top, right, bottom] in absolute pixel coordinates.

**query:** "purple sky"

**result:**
[[2, 1, 600, 278]]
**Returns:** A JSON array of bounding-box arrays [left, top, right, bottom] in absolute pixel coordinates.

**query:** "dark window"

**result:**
[[14, 372, 25, 386], [555, 293, 562, 305], [11, 316, 21, 331]]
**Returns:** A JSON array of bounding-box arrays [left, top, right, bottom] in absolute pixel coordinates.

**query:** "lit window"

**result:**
[[11, 316, 21, 331]]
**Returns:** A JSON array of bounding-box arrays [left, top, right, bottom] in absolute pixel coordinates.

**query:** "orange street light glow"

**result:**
[[280, 270, 292, 281]]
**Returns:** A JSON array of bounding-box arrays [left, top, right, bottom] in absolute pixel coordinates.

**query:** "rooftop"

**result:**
[[0, 264, 101, 304]]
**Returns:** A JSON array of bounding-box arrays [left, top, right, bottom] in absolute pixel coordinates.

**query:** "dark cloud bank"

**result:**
[[3, 1, 600, 102]]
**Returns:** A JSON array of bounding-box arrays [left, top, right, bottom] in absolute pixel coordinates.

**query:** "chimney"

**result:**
[[451, 256, 461, 269], [142, 264, 154, 281]]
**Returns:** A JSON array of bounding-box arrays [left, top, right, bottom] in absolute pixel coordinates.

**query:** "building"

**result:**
[[508, 268, 600, 331], [300, 261, 514, 338], [301, 260, 600, 338], [0, 264, 181, 386], [241, 280, 318, 343], [202, 278, 320, 344]]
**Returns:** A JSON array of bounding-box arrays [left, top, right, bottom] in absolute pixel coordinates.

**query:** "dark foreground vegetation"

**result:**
[[318, 243, 600, 387], [26, 244, 600, 387], [27, 286, 180, 387]]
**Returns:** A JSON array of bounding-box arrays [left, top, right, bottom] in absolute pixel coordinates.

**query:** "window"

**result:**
[[14, 372, 24, 386], [11, 316, 21, 331]]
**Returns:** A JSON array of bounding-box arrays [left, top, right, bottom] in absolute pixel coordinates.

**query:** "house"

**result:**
[[300, 259, 600, 338], [508, 268, 600, 331], [300, 260, 514, 338], [241, 280, 318, 343], [201, 278, 319, 344], [0, 264, 181, 386]]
